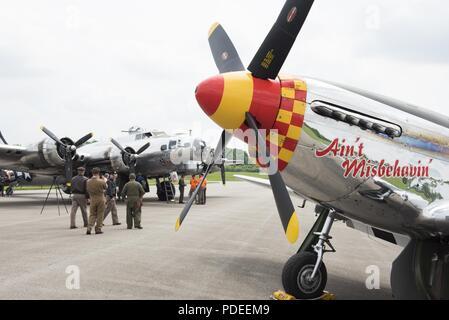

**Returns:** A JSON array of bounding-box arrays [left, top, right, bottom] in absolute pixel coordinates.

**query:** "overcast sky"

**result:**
[[1, 0, 448, 148]]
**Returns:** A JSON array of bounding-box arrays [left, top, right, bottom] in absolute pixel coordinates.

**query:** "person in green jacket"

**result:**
[[121, 173, 146, 229]]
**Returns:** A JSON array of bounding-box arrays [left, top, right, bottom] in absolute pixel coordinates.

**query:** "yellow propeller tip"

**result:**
[[208, 22, 220, 38], [286, 212, 299, 244], [175, 218, 181, 232]]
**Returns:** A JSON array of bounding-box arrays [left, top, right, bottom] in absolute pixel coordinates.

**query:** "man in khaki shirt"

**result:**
[[86, 167, 107, 235], [121, 173, 145, 229]]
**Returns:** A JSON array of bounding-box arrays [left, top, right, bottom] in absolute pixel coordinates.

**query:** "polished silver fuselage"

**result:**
[[0, 134, 208, 186], [282, 78, 449, 239]]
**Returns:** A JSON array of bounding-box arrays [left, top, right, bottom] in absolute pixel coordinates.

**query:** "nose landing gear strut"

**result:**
[[282, 207, 337, 300]]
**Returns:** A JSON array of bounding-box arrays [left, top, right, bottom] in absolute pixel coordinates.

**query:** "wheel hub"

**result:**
[[297, 265, 322, 294]]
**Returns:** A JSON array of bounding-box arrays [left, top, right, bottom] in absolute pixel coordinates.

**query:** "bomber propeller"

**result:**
[[176, 0, 315, 244], [110, 138, 150, 173], [40, 126, 94, 184], [0, 131, 8, 144]]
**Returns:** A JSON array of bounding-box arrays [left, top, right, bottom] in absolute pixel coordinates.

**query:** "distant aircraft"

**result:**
[[175, 0, 449, 300], [0, 126, 226, 201]]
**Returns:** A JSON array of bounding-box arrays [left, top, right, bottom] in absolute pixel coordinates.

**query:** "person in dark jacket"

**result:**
[[178, 175, 186, 204], [104, 173, 121, 226], [70, 167, 89, 229], [0, 170, 6, 197]]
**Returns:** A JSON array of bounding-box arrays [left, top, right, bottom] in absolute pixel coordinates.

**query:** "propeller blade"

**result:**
[[247, 0, 315, 79], [110, 138, 127, 154], [267, 172, 299, 244], [136, 142, 150, 155], [245, 112, 299, 243], [220, 130, 226, 185], [41, 126, 64, 145], [175, 161, 214, 232], [74, 132, 94, 147], [128, 155, 137, 173], [175, 130, 233, 231], [220, 165, 226, 185], [64, 156, 73, 184], [0, 131, 7, 144], [208, 23, 245, 73]]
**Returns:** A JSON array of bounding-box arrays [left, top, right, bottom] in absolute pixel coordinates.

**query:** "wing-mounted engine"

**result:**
[[192, 138, 207, 163], [193, 136, 227, 185], [40, 126, 94, 183], [40, 137, 71, 167], [110, 138, 150, 173]]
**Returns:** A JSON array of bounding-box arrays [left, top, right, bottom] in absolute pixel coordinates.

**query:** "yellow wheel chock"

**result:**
[[271, 290, 336, 301]]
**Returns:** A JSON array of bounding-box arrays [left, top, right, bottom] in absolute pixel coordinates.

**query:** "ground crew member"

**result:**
[[121, 173, 145, 230], [86, 167, 107, 235], [104, 173, 121, 226], [178, 175, 186, 204], [136, 173, 149, 192], [199, 174, 208, 205], [0, 171, 5, 197], [70, 167, 89, 229], [189, 175, 199, 203]]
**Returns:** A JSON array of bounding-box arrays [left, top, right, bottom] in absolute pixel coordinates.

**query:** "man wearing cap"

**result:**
[[70, 167, 89, 229], [121, 173, 145, 230], [86, 167, 107, 235]]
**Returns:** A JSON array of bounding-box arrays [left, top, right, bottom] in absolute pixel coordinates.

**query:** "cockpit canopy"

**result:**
[[121, 127, 169, 141]]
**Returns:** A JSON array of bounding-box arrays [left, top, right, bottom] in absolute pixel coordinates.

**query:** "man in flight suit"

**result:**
[[121, 173, 145, 230], [70, 167, 89, 229], [86, 167, 107, 235]]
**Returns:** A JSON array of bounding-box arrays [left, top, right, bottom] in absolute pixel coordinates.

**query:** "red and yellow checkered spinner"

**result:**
[[195, 71, 307, 171]]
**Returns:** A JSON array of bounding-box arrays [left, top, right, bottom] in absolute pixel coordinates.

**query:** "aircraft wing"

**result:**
[[345, 218, 410, 247], [236, 174, 411, 247], [0, 144, 32, 169], [223, 159, 244, 165], [234, 174, 302, 198]]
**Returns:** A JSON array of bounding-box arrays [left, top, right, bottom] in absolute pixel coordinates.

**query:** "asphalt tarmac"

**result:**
[[0, 182, 401, 300]]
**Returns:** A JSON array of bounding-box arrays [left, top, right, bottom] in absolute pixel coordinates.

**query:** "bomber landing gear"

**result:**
[[282, 208, 336, 300]]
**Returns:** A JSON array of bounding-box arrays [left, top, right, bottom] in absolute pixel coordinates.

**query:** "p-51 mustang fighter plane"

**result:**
[[175, 0, 449, 300], [0, 126, 223, 201]]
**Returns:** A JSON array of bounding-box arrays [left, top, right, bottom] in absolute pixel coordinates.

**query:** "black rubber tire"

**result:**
[[282, 252, 327, 300], [61, 184, 71, 195], [157, 182, 176, 201]]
